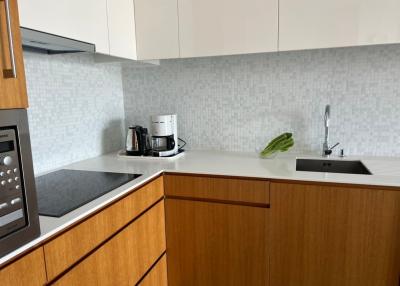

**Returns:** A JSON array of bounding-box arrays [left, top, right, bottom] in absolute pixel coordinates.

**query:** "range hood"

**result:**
[[21, 27, 95, 54]]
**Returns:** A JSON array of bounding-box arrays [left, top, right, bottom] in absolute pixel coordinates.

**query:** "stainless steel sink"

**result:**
[[296, 159, 372, 175]]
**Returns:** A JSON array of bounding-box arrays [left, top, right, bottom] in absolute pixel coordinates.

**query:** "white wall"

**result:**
[[24, 52, 125, 175], [122, 44, 400, 157]]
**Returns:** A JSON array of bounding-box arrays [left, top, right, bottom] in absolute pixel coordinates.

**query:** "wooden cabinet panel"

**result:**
[[0, 0, 28, 109], [54, 200, 166, 286], [270, 182, 400, 286], [165, 174, 269, 205], [139, 254, 168, 286], [0, 247, 47, 286], [177, 0, 278, 58], [279, 0, 400, 51], [44, 177, 164, 280], [165, 198, 269, 286]]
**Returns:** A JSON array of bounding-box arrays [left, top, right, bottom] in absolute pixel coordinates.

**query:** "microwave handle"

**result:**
[[2, 0, 17, 79]]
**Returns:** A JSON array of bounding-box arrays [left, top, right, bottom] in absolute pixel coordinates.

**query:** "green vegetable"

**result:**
[[260, 133, 294, 158]]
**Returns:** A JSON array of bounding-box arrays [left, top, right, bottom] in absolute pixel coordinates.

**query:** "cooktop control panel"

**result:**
[[0, 128, 26, 238]]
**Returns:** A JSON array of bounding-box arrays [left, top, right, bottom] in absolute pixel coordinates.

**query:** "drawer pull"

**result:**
[[1, 0, 17, 78]]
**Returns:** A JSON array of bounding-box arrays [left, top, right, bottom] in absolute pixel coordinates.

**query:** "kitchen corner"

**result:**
[[1, 0, 400, 285]]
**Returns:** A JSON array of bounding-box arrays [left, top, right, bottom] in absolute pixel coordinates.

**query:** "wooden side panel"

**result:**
[[139, 254, 168, 286], [165, 174, 269, 204], [270, 182, 400, 286], [44, 177, 164, 280], [54, 200, 166, 286], [0, 247, 47, 286], [165, 198, 269, 286], [0, 0, 28, 109]]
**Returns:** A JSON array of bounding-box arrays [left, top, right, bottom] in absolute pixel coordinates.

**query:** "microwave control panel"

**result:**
[[0, 128, 26, 238]]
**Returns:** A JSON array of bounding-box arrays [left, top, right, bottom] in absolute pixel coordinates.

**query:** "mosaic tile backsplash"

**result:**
[[24, 52, 125, 175], [122, 44, 400, 157]]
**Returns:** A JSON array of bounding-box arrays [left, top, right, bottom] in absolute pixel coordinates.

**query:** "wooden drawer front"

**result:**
[[139, 254, 168, 286], [44, 176, 164, 280], [0, 247, 47, 286], [166, 199, 269, 286], [53, 200, 166, 286], [165, 174, 269, 205]]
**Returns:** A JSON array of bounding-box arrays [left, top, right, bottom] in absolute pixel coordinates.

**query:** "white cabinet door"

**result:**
[[280, 0, 400, 51], [134, 0, 180, 60], [19, 0, 109, 54], [178, 0, 278, 58], [107, 0, 137, 60], [107, 0, 179, 60]]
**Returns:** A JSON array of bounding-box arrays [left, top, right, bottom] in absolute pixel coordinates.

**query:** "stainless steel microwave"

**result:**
[[0, 109, 40, 257]]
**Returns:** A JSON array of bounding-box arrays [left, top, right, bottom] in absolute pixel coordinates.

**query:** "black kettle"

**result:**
[[126, 126, 150, 156]]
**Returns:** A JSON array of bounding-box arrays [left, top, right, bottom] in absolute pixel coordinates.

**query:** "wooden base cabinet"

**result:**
[[270, 182, 400, 286], [139, 254, 168, 286], [0, 247, 47, 286], [53, 200, 166, 286], [165, 198, 269, 286]]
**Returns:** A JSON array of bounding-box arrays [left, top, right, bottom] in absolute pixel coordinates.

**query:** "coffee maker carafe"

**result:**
[[151, 114, 178, 157]]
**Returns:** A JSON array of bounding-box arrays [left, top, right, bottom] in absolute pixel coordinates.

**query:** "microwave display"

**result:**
[[0, 141, 14, 153]]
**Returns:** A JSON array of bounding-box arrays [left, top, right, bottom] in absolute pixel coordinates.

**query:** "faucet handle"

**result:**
[[323, 142, 340, 156], [329, 142, 340, 151]]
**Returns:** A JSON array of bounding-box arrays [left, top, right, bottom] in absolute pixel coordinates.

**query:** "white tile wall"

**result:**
[[122, 44, 400, 157], [24, 52, 125, 175]]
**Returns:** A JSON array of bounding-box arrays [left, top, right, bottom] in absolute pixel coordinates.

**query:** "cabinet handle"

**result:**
[[1, 0, 17, 78]]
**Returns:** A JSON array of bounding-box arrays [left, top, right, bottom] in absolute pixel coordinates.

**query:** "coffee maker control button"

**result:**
[[13, 168, 17, 173], [0, 203, 7, 209], [0, 172, 4, 177], [1, 180, 6, 186], [0, 156, 13, 166], [6, 170, 12, 175], [14, 177, 19, 181], [15, 185, 20, 190]]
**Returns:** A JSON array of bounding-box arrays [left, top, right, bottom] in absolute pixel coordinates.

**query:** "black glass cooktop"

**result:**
[[36, 170, 142, 217]]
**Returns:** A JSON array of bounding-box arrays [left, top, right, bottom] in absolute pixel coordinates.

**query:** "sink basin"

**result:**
[[296, 159, 372, 175]]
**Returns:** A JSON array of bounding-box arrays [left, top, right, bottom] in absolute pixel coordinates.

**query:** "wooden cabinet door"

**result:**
[[279, 0, 400, 51], [44, 177, 164, 281], [177, 0, 278, 58], [139, 254, 168, 286], [165, 198, 269, 286], [0, 247, 47, 286], [0, 0, 28, 109], [53, 200, 166, 286], [270, 182, 400, 286]]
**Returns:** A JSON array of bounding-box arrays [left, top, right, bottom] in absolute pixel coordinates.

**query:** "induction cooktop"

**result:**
[[36, 169, 142, 217]]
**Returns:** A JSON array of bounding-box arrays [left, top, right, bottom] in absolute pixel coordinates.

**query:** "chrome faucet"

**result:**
[[322, 104, 339, 157]]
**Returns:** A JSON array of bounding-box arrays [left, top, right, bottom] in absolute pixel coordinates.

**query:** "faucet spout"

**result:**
[[322, 105, 338, 156], [324, 104, 330, 148]]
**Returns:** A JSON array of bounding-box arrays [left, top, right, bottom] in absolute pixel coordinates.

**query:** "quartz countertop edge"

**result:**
[[1, 150, 400, 267]]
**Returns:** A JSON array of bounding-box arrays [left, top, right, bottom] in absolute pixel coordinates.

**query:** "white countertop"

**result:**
[[2, 150, 400, 266]]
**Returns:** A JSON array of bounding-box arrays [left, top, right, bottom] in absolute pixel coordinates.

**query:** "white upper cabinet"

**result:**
[[18, 0, 109, 54], [107, 0, 180, 60], [279, 0, 400, 51], [177, 0, 278, 58]]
